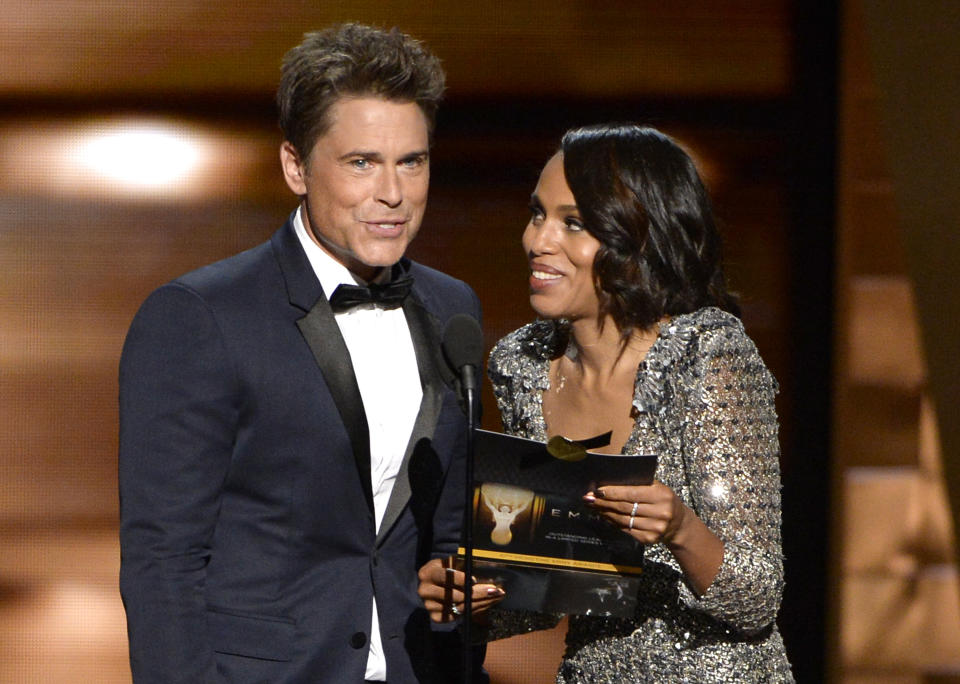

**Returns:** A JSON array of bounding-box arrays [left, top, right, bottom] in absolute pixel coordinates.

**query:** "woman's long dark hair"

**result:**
[[560, 124, 740, 335]]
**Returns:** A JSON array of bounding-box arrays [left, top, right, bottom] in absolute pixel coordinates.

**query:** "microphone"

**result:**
[[442, 313, 483, 400], [440, 313, 483, 684]]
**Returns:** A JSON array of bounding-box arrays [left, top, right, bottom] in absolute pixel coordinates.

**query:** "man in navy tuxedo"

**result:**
[[119, 24, 481, 683]]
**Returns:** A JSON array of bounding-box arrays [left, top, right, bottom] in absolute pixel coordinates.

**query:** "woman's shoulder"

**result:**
[[490, 320, 564, 361], [672, 305, 743, 332], [488, 319, 563, 383], [666, 306, 753, 354], [650, 306, 766, 378], [667, 307, 777, 391]]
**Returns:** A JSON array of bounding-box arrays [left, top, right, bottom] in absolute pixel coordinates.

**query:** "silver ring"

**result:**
[[631, 502, 639, 516], [450, 604, 461, 616], [628, 515, 635, 530]]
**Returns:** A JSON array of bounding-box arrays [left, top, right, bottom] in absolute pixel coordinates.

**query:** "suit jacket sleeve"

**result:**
[[428, 283, 482, 560], [119, 283, 237, 683]]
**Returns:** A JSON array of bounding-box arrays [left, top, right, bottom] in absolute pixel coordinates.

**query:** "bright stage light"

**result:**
[[0, 116, 262, 201], [78, 124, 202, 190]]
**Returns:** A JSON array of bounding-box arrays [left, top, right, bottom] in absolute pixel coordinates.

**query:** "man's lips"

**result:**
[[362, 219, 408, 235], [363, 219, 407, 227]]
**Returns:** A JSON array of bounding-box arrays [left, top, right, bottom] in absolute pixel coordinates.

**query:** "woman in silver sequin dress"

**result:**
[[419, 124, 794, 682]]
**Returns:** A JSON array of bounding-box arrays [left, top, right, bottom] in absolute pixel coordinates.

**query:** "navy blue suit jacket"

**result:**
[[119, 216, 481, 683]]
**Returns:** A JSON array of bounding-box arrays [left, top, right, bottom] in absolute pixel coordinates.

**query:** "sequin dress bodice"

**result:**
[[485, 307, 794, 683]]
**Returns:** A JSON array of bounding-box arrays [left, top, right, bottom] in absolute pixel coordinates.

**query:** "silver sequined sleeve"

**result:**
[[672, 323, 785, 634]]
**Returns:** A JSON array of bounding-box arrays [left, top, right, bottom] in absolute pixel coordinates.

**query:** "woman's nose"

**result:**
[[524, 222, 559, 255]]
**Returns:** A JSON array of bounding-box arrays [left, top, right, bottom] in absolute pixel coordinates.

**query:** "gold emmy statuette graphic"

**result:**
[[480, 483, 534, 546]]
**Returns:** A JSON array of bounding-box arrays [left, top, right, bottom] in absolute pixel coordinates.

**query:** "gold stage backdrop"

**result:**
[[5, 2, 948, 682], [827, 1, 960, 681]]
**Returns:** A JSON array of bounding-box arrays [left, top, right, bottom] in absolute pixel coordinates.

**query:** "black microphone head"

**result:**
[[442, 313, 483, 371]]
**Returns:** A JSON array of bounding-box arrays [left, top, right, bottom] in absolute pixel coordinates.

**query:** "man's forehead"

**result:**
[[321, 97, 428, 143]]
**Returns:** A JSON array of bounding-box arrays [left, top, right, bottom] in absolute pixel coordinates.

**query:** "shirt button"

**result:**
[[350, 632, 367, 649]]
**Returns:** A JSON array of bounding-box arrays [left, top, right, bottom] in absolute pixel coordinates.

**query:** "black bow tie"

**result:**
[[328, 276, 414, 312]]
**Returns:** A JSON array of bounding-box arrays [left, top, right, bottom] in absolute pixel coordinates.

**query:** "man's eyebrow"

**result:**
[[338, 150, 383, 161], [336, 149, 430, 162]]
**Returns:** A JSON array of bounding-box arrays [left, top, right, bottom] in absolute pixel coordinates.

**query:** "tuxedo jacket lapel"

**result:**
[[296, 294, 376, 516], [376, 291, 446, 545], [277, 220, 452, 541], [276, 218, 377, 517]]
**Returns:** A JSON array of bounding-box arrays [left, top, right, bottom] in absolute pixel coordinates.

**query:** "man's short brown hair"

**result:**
[[277, 23, 446, 159]]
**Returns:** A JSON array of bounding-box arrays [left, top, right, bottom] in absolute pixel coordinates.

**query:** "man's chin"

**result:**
[[357, 246, 413, 270], [347, 254, 408, 280]]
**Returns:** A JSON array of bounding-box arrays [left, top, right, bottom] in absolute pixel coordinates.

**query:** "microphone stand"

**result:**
[[441, 313, 483, 684], [461, 366, 476, 684]]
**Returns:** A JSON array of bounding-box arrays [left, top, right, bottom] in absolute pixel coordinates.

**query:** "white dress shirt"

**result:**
[[294, 207, 422, 681]]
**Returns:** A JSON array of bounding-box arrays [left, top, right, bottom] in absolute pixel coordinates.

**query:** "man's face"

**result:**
[[280, 97, 430, 281]]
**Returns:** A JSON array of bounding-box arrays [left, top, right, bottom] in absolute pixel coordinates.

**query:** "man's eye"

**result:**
[[350, 159, 371, 169]]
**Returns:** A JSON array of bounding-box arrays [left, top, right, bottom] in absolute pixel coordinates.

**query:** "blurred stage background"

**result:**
[[1, 1, 958, 682]]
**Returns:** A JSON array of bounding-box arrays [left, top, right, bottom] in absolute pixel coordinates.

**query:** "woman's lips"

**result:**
[[529, 264, 563, 290]]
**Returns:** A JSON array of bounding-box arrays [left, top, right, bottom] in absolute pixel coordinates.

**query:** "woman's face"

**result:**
[[522, 153, 602, 321]]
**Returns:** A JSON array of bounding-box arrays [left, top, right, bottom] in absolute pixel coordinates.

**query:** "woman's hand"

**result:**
[[417, 557, 506, 623], [583, 481, 689, 546], [583, 482, 724, 596]]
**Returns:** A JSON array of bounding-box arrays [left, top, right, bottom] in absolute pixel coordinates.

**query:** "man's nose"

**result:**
[[375, 167, 403, 207]]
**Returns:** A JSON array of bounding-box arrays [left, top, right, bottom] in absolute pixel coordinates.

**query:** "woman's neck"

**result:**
[[566, 316, 660, 383]]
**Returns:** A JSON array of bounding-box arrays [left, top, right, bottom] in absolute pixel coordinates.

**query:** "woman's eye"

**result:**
[[528, 207, 544, 223], [565, 218, 584, 231]]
